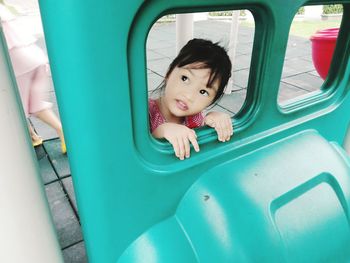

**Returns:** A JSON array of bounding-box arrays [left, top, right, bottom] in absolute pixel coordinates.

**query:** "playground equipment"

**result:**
[[0, 27, 63, 263], [38, 0, 350, 262]]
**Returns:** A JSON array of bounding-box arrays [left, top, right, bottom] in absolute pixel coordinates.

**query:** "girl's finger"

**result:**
[[171, 139, 180, 158], [177, 138, 185, 160], [188, 133, 200, 152], [215, 123, 224, 142], [183, 137, 191, 158], [215, 126, 221, 142], [220, 120, 228, 141], [191, 129, 198, 139], [227, 118, 233, 136], [220, 121, 227, 142], [226, 119, 233, 140], [223, 120, 231, 141]]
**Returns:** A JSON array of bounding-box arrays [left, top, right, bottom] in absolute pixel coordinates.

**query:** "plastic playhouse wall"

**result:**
[[38, 0, 350, 262]]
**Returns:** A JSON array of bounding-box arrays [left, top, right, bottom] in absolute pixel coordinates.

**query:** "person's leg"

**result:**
[[34, 109, 66, 153], [15, 71, 32, 118], [34, 109, 66, 154], [29, 65, 66, 153], [27, 120, 43, 147], [16, 70, 43, 146], [34, 109, 63, 138]]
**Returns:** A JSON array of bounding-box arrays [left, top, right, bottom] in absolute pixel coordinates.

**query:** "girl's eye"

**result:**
[[181, 75, 188, 82], [199, 89, 209, 96]]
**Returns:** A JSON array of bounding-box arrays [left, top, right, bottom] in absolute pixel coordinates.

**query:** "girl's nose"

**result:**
[[183, 93, 194, 102], [183, 87, 195, 101]]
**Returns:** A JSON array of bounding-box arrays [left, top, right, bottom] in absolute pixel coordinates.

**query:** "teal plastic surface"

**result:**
[[118, 131, 350, 262], [38, 0, 350, 262]]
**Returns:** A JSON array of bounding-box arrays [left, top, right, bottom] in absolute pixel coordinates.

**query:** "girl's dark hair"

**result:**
[[165, 38, 232, 104]]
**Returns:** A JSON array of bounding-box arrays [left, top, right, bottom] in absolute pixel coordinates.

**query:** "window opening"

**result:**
[[278, 4, 343, 106], [146, 10, 255, 117]]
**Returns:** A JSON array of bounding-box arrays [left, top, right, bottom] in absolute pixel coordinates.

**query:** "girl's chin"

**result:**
[[170, 112, 186, 118]]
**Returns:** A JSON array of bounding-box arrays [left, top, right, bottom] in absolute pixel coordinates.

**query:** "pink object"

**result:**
[[310, 28, 339, 80], [0, 4, 51, 117]]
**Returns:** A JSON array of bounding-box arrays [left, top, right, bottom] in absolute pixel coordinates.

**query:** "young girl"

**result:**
[[0, 1, 66, 153], [149, 38, 233, 160]]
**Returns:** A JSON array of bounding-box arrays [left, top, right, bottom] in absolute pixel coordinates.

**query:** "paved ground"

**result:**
[[30, 19, 324, 262]]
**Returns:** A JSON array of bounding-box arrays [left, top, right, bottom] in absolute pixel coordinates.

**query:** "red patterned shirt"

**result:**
[[149, 99, 204, 133]]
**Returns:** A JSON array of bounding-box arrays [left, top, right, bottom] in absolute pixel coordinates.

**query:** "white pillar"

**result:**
[[304, 5, 323, 20], [226, 11, 240, 94], [0, 30, 63, 263], [176, 13, 193, 54], [193, 12, 208, 22]]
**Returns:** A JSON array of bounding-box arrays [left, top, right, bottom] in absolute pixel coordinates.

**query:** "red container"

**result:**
[[310, 28, 339, 80]]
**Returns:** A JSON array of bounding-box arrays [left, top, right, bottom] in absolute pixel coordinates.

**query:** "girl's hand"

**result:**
[[152, 123, 200, 160], [204, 112, 233, 142]]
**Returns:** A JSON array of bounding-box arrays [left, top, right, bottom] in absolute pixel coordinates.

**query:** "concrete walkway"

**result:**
[[31, 19, 324, 262]]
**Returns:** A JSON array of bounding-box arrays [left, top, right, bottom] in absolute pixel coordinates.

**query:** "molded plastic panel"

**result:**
[[118, 131, 350, 262]]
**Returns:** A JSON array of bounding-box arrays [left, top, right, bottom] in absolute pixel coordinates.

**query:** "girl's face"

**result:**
[[162, 65, 219, 119]]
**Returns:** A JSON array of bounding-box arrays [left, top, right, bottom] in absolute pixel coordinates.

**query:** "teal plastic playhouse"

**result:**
[[39, 0, 350, 262]]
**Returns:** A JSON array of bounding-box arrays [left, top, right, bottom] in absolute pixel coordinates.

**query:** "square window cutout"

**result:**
[[146, 10, 255, 118], [278, 4, 343, 106]]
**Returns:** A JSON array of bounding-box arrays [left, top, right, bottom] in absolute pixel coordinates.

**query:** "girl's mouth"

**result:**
[[176, 100, 188, 111]]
